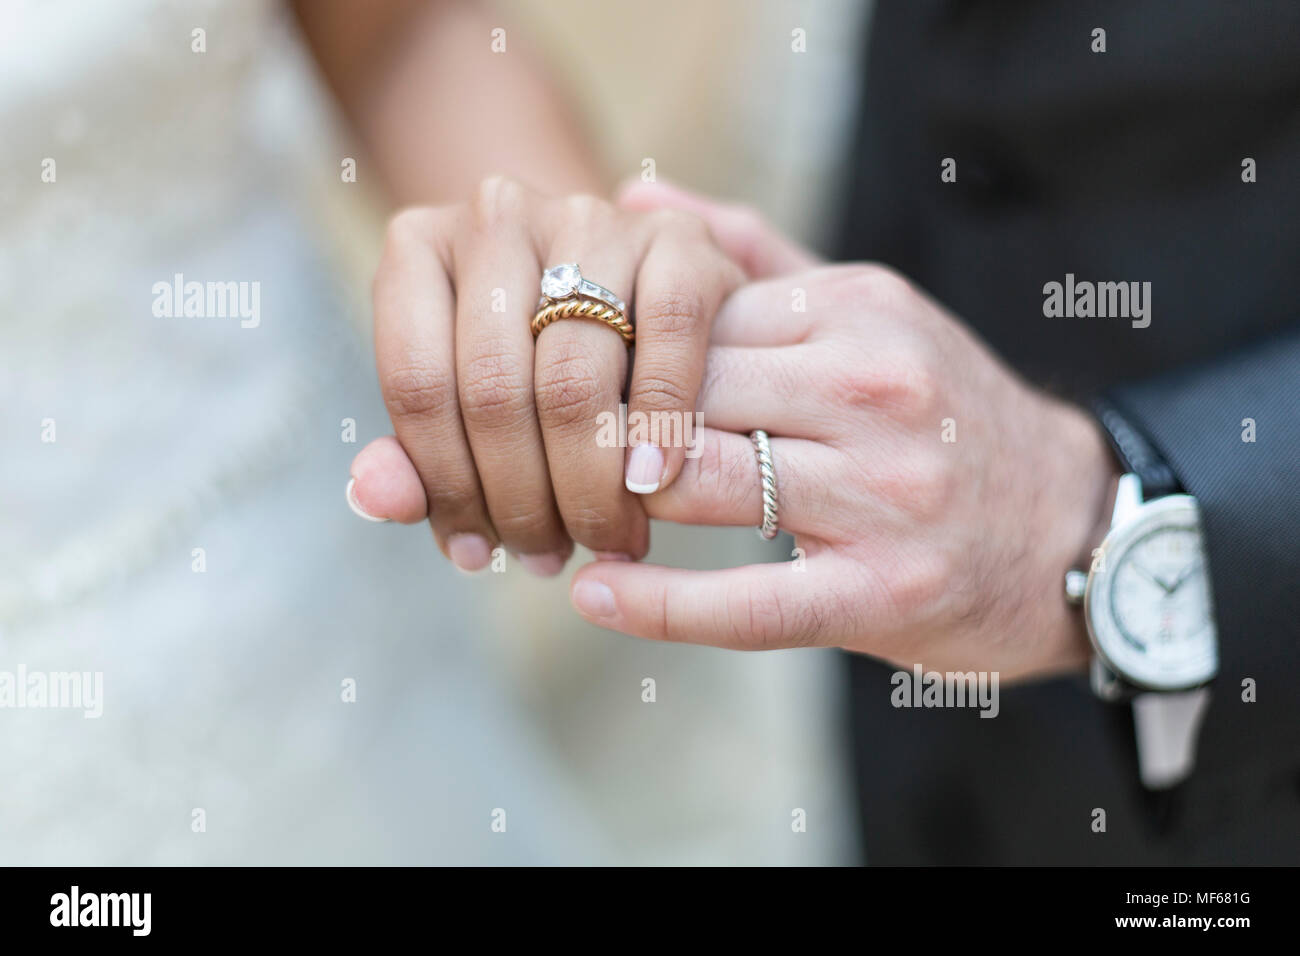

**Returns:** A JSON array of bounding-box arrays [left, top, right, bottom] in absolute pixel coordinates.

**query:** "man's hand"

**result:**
[[567, 201, 1121, 677]]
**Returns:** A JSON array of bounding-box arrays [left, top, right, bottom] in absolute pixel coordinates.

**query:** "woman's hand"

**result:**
[[355, 177, 748, 574]]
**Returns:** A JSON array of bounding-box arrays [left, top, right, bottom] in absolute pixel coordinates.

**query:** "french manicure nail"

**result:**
[[346, 477, 389, 523], [573, 579, 617, 618], [448, 533, 493, 573], [625, 444, 664, 494], [519, 552, 567, 578]]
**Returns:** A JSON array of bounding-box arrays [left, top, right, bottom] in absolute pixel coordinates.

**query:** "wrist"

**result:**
[[1036, 400, 1122, 675]]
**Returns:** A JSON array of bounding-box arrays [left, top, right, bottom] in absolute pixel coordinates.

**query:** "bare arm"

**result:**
[[290, 0, 604, 204]]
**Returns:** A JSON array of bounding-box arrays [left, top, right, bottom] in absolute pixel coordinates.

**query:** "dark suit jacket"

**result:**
[[836, 0, 1300, 863]]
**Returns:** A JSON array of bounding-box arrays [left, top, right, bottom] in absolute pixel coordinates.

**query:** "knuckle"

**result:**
[[375, 209, 436, 297], [381, 360, 456, 420], [534, 346, 606, 426], [907, 465, 951, 523], [653, 582, 673, 640], [838, 262, 915, 308], [458, 350, 533, 428], [726, 204, 766, 239], [636, 287, 702, 336], [375, 206, 450, 304], [426, 478, 482, 519], [729, 580, 816, 649], [560, 192, 610, 227], [383, 206, 435, 250], [650, 207, 710, 239], [723, 450, 761, 516], [825, 367, 882, 408], [489, 505, 558, 543], [890, 551, 954, 616], [472, 175, 526, 227], [898, 355, 941, 414], [827, 349, 938, 414], [691, 430, 751, 510], [560, 501, 617, 544], [692, 429, 727, 490], [881, 450, 952, 522], [631, 368, 692, 412]]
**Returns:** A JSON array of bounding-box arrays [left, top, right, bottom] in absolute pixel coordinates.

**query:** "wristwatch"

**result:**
[[1064, 398, 1219, 789]]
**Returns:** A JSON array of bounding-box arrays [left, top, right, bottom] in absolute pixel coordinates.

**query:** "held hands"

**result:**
[[350, 181, 1118, 680]]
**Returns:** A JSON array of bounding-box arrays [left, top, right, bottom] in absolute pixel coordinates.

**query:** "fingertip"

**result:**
[[518, 552, 569, 578], [345, 477, 388, 523], [624, 442, 666, 494], [570, 568, 620, 621], [570, 560, 675, 642], [349, 435, 428, 524]]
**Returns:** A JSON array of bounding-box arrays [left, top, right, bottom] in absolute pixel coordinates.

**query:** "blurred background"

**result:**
[[2, 0, 868, 863]]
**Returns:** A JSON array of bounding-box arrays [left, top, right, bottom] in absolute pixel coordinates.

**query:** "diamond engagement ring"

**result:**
[[532, 263, 634, 346]]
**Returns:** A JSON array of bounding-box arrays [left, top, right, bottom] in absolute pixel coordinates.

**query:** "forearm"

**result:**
[[292, 0, 604, 205]]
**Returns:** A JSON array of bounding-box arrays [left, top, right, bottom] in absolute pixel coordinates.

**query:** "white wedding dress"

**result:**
[[0, 0, 613, 864], [2, 0, 857, 865]]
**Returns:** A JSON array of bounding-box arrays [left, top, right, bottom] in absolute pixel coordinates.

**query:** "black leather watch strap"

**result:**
[[1090, 396, 1181, 499]]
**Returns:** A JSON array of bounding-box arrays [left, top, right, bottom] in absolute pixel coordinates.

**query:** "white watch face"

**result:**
[[1086, 495, 1218, 690]]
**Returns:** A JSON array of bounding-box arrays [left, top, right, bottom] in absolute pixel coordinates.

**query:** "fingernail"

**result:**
[[594, 551, 634, 562], [448, 533, 493, 573], [519, 552, 567, 578], [346, 477, 389, 523], [573, 579, 617, 618], [625, 444, 664, 494]]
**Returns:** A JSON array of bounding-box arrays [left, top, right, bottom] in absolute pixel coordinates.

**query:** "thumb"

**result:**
[[346, 436, 428, 524], [616, 179, 819, 279]]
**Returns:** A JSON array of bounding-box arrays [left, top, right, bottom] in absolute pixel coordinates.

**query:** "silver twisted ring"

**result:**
[[749, 429, 780, 540]]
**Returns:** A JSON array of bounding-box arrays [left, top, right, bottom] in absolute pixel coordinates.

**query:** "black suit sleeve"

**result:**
[[1105, 329, 1300, 794]]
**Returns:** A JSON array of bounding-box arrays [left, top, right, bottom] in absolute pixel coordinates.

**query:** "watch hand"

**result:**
[[1168, 559, 1203, 593], [1131, 562, 1175, 594]]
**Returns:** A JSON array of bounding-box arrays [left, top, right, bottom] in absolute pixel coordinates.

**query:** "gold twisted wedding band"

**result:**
[[533, 263, 634, 347], [750, 429, 780, 540], [531, 298, 634, 346]]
